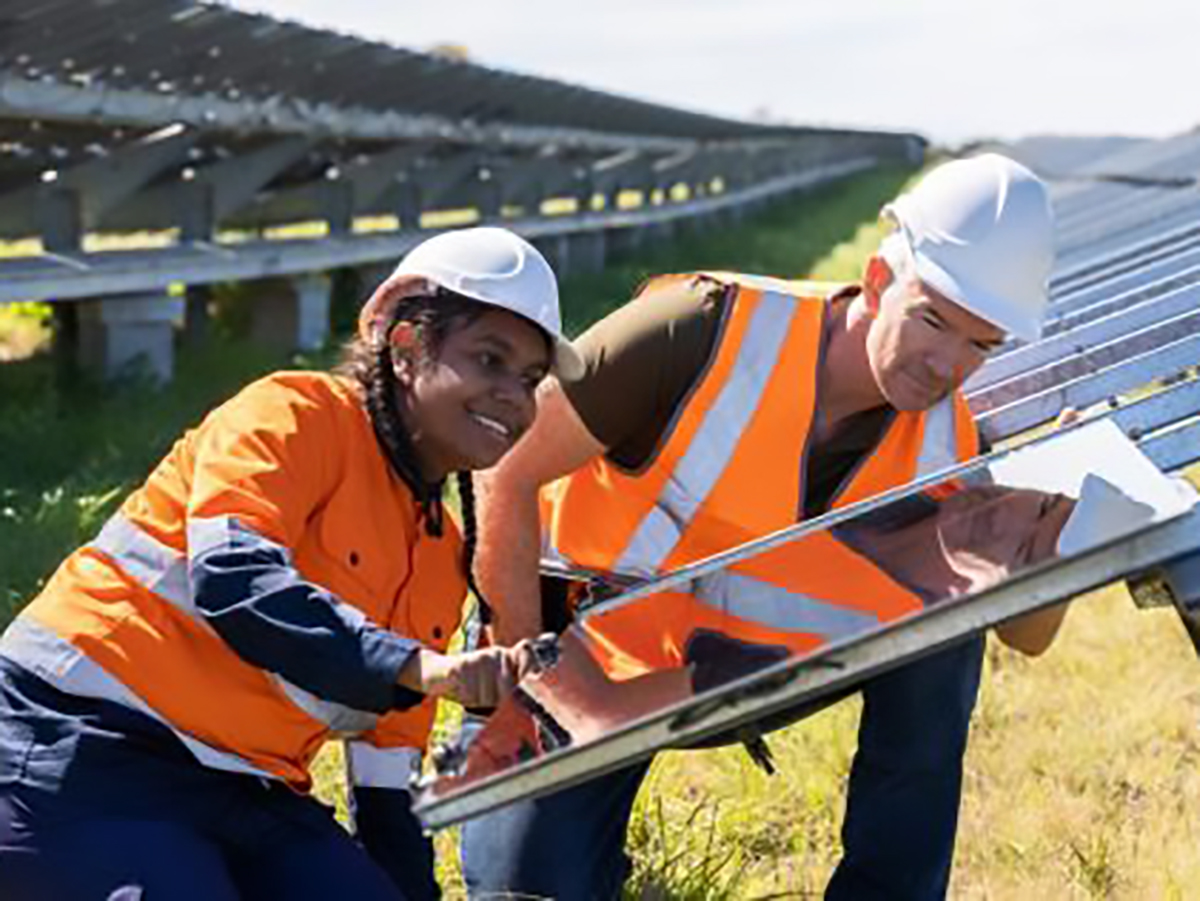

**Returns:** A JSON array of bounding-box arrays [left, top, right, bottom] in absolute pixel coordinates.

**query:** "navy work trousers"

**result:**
[[0, 772, 409, 901], [460, 636, 986, 901]]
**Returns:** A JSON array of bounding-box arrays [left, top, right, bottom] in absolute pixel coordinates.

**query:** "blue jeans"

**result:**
[[460, 636, 986, 901]]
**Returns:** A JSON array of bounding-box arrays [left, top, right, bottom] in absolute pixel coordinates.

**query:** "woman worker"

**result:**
[[0, 226, 582, 900]]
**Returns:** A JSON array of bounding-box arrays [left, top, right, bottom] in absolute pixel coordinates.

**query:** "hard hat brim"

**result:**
[[910, 249, 1045, 345]]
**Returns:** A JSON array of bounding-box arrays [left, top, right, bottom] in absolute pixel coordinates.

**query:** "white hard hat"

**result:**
[[884, 154, 1056, 343], [391, 226, 583, 378]]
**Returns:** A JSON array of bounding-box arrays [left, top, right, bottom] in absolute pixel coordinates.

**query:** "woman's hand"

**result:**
[[398, 643, 540, 708]]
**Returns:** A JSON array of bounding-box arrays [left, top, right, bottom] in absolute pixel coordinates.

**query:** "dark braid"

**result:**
[[456, 470, 493, 624], [338, 288, 486, 538], [364, 335, 445, 536]]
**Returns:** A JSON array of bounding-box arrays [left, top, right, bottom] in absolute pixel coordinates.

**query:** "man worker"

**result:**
[[461, 153, 1061, 900]]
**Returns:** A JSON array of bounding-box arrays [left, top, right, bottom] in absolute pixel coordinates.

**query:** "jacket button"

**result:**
[[432, 626, 443, 640], [349, 552, 359, 567]]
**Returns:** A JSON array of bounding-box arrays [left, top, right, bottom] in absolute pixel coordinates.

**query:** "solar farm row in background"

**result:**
[[0, 0, 919, 307]]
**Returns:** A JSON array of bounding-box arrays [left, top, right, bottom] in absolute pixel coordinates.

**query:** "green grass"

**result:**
[[0, 336, 334, 620]]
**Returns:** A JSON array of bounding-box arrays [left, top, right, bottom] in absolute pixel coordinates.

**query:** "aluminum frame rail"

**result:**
[[413, 424, 1200, 828], [0, 159, 876, 303]]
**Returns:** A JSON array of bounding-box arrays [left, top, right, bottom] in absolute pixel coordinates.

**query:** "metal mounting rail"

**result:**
[[0, 159, 872, 304], [414, 505, 1200, 829]]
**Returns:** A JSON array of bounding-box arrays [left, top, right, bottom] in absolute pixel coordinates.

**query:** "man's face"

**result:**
[[865, 271, 1006, 411]]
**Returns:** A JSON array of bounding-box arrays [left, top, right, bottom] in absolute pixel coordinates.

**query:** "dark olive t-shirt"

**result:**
[[561, 275, 891, 517]]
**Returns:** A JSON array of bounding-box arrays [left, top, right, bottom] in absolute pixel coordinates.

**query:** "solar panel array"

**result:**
[[0, 0, 918, 251], [975, 129, 1200, 466]]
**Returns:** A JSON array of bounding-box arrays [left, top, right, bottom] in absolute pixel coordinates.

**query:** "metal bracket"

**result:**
[[1129, 553, 1200, 654]]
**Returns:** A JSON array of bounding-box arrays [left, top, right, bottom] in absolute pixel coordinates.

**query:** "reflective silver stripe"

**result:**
[[188, 515, 294, 567], [187, 514, 372, 629], [89, 513, 392, 737], [89, 512, 192, 612], [615, 291, 798, 574], [539, 543, 578, 575], [346, 742, 422, 790], [0, 617, 275, 780], [915, 396, 960, 478], [692, 570, 879, 639], [275, 679, 378, 736]]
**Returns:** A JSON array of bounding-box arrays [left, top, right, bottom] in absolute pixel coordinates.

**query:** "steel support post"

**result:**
[[567, 230, 607, 275], [1131, 552, 1200, 656], [534, 234, 573, 280], [183, 284, 211, 348]]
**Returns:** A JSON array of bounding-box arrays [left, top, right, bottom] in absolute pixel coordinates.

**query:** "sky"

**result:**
[[234, 1, 1199, 147]]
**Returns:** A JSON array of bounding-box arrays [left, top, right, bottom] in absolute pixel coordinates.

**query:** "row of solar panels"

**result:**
[[964, 127, 1200, 462], [0, 0, 920, 286], [0, 0, 817, 143], [0, 116, 913, 244]]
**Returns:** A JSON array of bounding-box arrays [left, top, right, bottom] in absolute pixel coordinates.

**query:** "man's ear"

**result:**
[[862, 255, 893, 316]]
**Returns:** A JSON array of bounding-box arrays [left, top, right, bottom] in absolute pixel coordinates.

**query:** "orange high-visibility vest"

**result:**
[[3, 373, 465, 791], [541, 273, 979, 680]]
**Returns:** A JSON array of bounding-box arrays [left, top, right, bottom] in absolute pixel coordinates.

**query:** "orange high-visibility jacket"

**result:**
[[2, 372, 465, 791], [541, 273, 979, 680]]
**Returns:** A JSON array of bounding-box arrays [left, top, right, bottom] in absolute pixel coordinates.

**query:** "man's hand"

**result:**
[[398, 644, 540, 708]]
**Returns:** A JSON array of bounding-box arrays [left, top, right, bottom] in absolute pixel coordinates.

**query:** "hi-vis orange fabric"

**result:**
[[541, 273, 979, 680], [9, 373, 465, 790]]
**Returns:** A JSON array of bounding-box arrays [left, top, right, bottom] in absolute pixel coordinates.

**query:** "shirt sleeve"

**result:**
[[185, 376, 424, 714], [561, 275, 730, 471]]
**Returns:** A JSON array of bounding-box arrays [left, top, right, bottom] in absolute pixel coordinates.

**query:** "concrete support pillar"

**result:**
[[567, 230, 607, 275], [251, 273, 332, 352], [78, 291, 183, 382], [395, 180, 422, 231], [534, 235, 573, 280], [605, 226, 645, 259], [645, 220, 677, 246], [183, 284, 211, 348]]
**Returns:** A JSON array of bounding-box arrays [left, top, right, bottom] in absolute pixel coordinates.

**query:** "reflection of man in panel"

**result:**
[[446, 482, 1081, 789], [464, 155, 1059, 900]]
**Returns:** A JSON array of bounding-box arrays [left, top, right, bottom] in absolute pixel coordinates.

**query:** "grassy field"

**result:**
[[3, 163, 1198, 898]]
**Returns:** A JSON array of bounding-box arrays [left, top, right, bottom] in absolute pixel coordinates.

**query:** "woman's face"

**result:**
[[398, 308, 551, 479]]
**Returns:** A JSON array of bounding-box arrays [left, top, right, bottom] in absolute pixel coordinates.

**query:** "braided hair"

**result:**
[[338, 289, 492, 613], [455, 470, 492, 623]]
